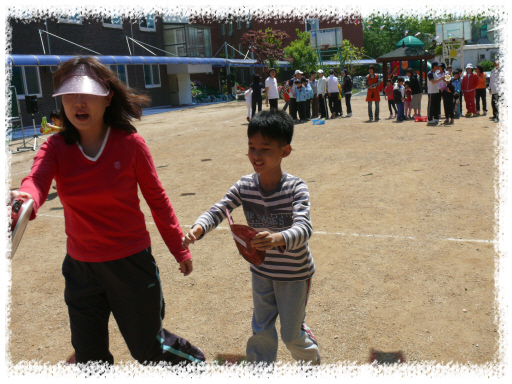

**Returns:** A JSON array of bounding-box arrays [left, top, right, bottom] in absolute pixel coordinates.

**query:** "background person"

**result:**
[[11, 57, 205, 367], [341, 69, 353, 117], [461, 63, 479, 117], [406, 68, 422, 117], [317, 69, 328, 119], [365, 66, 381, 121], [489, 58, 500, 123], [475, 65, 488, 116], [327, 69, 339, 118], [265, 68, 279, 111], [310, 71, 319, 118], [250, 75, 264, 118]]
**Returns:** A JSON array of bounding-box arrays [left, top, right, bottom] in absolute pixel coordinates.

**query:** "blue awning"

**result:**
[[6, 54, 229, 67]]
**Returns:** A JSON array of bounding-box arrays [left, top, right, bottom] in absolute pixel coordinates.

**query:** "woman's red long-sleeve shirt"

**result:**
[[19, 127, 191, 263]]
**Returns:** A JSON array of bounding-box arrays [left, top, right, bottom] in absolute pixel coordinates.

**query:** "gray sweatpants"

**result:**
[[246, 273, 320, 364]]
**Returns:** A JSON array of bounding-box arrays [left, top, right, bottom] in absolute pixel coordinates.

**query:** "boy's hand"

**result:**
[[182, 225, 204, 249], [251, 232, 285, 250], [178, 259, 193, 276]]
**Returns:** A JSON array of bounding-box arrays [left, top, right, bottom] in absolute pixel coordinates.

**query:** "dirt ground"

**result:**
[[6, 93, 499, 367]]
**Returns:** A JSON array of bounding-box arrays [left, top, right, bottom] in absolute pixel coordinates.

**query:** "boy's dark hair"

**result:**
[[50, 110, 61, 120], [387, 79, 392, 83], [447, 65, 452, 69], [476, 65, 484, 73], [295, 79, 301, 84], [329, 69, 334, 74], [310, 70, 316, 74], [439, 63, 446, 69], [404, 80, 410, 85], [397, 76, 404, 83], [368, 65, 375, 71], [453, 70, 460, 75], [301, 77, 308, 83], [457, 68, 463, 73], [248, 110, 294, 146], [253, 75, 260, 83], [406, 68, 414, 75]]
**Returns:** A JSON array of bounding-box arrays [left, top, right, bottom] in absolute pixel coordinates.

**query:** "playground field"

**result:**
[[7, 94, 498, 366]]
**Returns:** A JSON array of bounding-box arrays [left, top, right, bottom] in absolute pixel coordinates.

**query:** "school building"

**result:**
[[7, 12, 363, 129]]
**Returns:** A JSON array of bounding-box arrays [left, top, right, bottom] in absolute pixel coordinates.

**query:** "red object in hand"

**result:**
[[225, 208, 266, 266]]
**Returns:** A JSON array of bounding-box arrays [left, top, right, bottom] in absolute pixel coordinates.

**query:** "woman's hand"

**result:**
[[10, 190, 33, 203], [178, 259, 193, 276]]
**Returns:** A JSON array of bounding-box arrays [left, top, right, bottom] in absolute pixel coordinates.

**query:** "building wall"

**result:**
[[9, 14, 173, 127]]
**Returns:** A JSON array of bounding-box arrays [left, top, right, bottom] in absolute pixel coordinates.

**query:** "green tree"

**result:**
[[363, 11, 489, 60], [478, 59, 495, 71], [283, 29, 319, 74], [330, 39, 365, 76]]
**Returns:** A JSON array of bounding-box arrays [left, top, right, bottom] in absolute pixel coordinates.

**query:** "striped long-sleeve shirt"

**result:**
[[193, 172, 315, 281]]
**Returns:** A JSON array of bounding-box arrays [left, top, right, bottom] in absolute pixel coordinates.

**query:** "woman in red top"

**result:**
[[365, 66, 381, 121], [461, 63, 480, 117], [11, 57, 205, 368], [475, 65, 488, 115]]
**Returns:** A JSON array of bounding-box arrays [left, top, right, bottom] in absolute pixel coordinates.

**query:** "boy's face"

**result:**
[[398, 81, 404, 86], [297, 83, 302, 88], [454, 73, 460, 79], [248, 132, 291, 175], [404, 83, 409, 88]]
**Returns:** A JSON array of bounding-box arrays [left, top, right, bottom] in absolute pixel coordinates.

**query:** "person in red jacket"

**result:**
[[11, 57, 205, 369], [461, 63, 479, 117]]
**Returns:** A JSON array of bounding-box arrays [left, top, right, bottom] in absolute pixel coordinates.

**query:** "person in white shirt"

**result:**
[[327, 69, 339, 118], [488, 58, 500, 123], [265, 68, 279, 111], [245, 88, 253, 122], [317, 69, 328, 119], [288, 70, 303, 122]]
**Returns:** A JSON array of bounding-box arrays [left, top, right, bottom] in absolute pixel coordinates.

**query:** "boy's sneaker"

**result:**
[[346, 113, 352, 117], [369, 118, 373, 121], [494, 118, 499, 123], [444, 118, 449, 124], [427, 119, 437, 124], [466, 113, 473, 117], [483, 111, 487, 116], [389, 114, 393, 119], [375, 118, 380, 121], [450, 118, 454, 124], [247, 117, 251, 122]]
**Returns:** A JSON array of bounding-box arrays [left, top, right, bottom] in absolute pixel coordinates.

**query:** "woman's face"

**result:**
[[61, 91, 113, 133], [369, 69, 374, 75]]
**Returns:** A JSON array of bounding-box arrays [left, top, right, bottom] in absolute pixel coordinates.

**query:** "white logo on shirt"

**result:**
[[114, 161, 121, 169]]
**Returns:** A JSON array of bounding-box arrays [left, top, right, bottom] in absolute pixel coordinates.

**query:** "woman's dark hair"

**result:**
[[476, 65, 484, 73], [248, 109, 294, 146], [54, 56, 151, 144], [397, 77, 405, 83], [253, 75, 260, 83], [406, 68, 414, 75], [368, 65, 375, 71]]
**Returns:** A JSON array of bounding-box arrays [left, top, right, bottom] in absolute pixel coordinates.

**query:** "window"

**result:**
[[11, 66, 42, 100], [479, 54, 486, 61], [109, 65, 128, 86], [240, 69, 245, 83], [490, 51, 498, 61], [58, 13, 82, 24], [231, 46, 235, 58], [229, 21, 233, 36], [103, 15, 122, 29], [305, 18, 319, 32], [239, 43, 243, 58], [143, 64, 161, 88], [140, 14, 156, 32], [221, 24, 225, 35], [237, 18, 241, 29], [246, 14, 251, 29]]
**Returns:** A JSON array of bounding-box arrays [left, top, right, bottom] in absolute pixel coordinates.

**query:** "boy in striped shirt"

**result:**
[[182, 110, 320, 366]]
